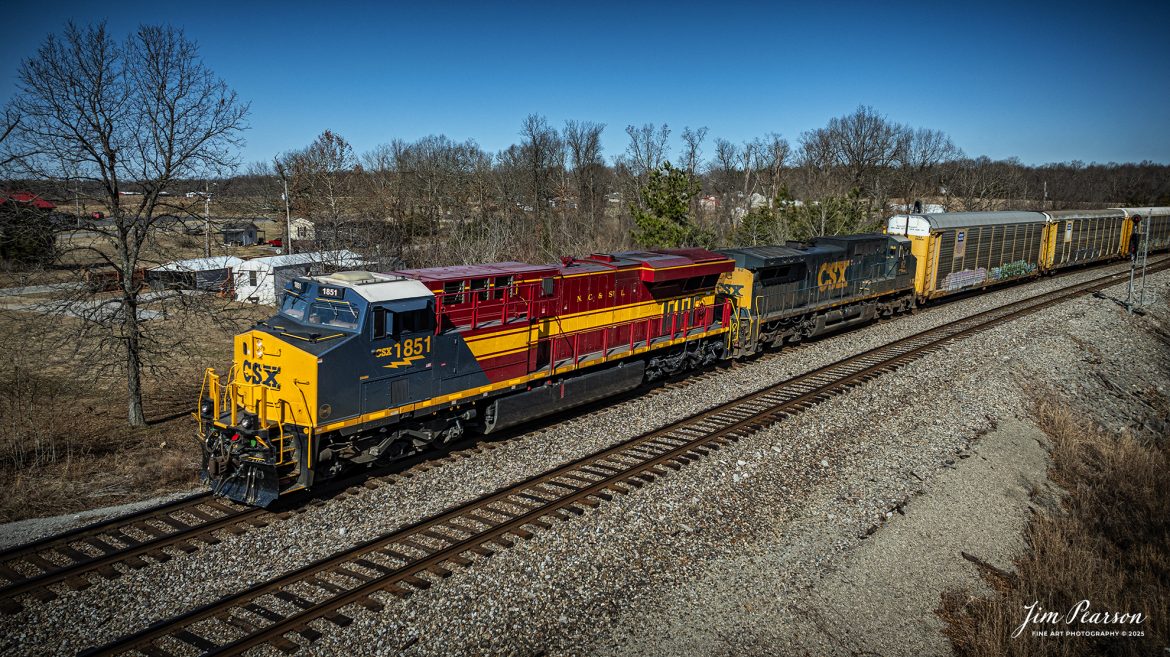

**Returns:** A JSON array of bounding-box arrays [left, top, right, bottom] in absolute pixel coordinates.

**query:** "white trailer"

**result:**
[[233, 250, 365, 305], [147, 256, 244, 293]]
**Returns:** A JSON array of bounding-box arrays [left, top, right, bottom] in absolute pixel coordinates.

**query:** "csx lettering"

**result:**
[[817, 260, 849, 292], [242, 360, 281, 390], [717, 283, 744, 297]]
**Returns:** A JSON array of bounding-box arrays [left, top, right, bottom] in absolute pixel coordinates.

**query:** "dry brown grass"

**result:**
[[938, 399, 1169, 656], [0, 300, 266, 522]]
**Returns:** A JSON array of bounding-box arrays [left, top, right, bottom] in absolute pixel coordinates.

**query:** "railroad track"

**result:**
[[0, 494, 274, 614], [83, 261, 1162, 657]]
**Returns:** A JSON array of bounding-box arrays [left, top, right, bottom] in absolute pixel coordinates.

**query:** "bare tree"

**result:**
[[680, 126, 708, 181], [943, 156, 1025, 211], [624, 123, 671, 178], [563, 120, 606, 225], [895, 127, 960, 206], [0, 108, 24, 168], [801, 105, 908, 195], [7, 22, 248, 426], [755, 133, 791, 204], [517, 114, 564, 251]]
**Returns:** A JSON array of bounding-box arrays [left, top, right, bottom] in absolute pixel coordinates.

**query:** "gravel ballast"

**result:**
[[1, 262, 1165, 656]]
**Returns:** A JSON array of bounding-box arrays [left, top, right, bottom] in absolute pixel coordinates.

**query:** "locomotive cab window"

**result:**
[[372, 304, 435, 339], [395, 306, 434, 336], [372, 307, 390, 339]]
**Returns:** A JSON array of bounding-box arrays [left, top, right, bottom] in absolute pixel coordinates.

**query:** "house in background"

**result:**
[[233, 250, 366, 305], [221, 221, 263, 246], [3, 191, 57, 210], [290, 217, 315, 241]]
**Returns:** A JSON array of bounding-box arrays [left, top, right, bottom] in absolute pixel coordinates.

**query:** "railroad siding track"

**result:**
[[84, 264, 1158, 657], [0, 495, 277, 614]]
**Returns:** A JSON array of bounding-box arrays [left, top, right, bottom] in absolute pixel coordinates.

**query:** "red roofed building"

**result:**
[[4, 191, 57, 210]]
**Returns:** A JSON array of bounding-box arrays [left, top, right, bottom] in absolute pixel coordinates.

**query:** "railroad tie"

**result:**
[[0, 563, 26, 583], [420, 529, 458, 544], [217, 611, 260, 633], [273, 589, 315, 609], [23, 554, 58, 573], [145, 549, 171, 563], [515, 492, 554, 506], [173, 629, 219, 653], [356, 595, 385, 611], [331, 566, 372, 584], [138, 643, 176, 657], [379, 548, 416, 563], [307, 576, 347, 594], [84, 537, 119, 555], [395, 538, 437, 555], [444, 554, 474, 566], [269, 634, 302, 653], [352, 558, 394, 575], [509, 528, 535, 540], [295, 624, 323, 643], [463, 511, 502, 528], [243, 602, 285, 622], [130, 523, 168, 539], [400, 574, 432, 590], [323, 610, 353, 627]]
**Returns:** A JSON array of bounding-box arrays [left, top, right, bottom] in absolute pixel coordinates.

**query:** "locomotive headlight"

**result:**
[[200, 398, 214, 417], [255, 339, 264, 358], [240, 414, 258, 430]]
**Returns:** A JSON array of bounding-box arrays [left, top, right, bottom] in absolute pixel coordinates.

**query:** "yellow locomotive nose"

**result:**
[[198, 329, 320, 505]]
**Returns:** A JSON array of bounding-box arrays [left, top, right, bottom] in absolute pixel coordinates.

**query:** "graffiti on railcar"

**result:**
[[991, 260, 1038, 281], [942, 267, 988, 291]]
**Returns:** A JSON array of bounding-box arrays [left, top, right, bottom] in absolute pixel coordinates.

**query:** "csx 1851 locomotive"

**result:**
[[201, 249, 736, 505]]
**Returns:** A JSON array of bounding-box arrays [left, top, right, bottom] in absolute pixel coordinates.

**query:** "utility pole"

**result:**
[[275, 156, 294, 255], [203, 180, 213, 258], [282, 177, 293, 256], [1138, 208, 1151, 308]]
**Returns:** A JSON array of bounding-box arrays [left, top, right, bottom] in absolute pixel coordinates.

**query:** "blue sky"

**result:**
[[2, 1, 1168, 167]]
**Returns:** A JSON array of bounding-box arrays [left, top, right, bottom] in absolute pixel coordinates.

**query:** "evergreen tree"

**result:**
[[631, 162, 712, 248]]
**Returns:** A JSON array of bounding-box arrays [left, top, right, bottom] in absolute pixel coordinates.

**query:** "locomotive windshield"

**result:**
[[279, 292, 361, 330]]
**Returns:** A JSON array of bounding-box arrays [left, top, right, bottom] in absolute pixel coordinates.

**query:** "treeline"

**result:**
[[234, 106, 1170, 266], [12, 106, 1170, 268]]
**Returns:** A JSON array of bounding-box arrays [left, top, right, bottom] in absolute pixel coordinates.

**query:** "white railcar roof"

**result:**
[[152, 256, 244, 272], [239, 250, 365, 270], [310, 271, 434, 303], [1118, 207, 1170, 218], [1043, 209, 1126, 220]]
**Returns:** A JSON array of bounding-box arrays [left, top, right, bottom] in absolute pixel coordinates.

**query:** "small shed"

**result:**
[[221, 221, 263, 246], [234, 250, 366, 305], [290, 217, 315, 241], [147, 255, 243, 293]]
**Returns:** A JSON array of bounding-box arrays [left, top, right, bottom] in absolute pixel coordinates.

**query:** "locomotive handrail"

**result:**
[[536, 298, 731, 373]]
